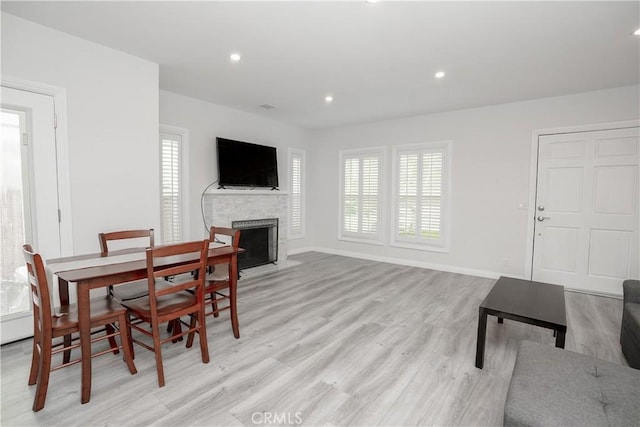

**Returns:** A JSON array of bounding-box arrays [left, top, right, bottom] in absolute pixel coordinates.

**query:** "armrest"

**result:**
[[623, 280, 640, 304]]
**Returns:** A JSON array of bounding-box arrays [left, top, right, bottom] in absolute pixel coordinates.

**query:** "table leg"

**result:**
[[58, 278, 70, 305], [57, 278, 72, 364], [77, 281, 92, 404], [475, 307, 488, 369], [230, 253, 240, 339], [555, 328, 566, 349]]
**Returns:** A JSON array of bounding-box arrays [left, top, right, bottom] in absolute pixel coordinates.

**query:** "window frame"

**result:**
[[159, 125, 189, 244], [338, 146, 386, 245], [390, 140, 452, 252], [288, 147, 306, 240]]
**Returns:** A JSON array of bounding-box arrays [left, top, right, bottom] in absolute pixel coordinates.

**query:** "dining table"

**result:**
[[46, 242, 243, 404]]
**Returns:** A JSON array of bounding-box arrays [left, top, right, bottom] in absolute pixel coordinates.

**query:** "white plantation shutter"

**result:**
[[343, 157, 360, 233], [160, 132, 183, 243], [340, 148, 384, 242], [361, 156, 379, 233], [397, 152, 418, 238], [421, 150, 443, 239], [288, 148, 305, 238], [393, 142, 450, 251]]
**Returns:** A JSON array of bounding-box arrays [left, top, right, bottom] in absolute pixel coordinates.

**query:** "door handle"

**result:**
[[536, 216, 551, 222]]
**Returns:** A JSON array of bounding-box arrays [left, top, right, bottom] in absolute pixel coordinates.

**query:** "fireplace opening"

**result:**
[[231, 218, 278, 270]]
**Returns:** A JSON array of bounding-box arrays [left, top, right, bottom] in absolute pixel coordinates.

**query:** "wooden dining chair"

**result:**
[[99, 229, 154, 302], [203, 226, 241, 338], [122, 240, 210, 387], [22, 245, 137, 412]]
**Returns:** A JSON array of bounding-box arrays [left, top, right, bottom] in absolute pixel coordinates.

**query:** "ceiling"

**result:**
[[2, 1, 639, 130]]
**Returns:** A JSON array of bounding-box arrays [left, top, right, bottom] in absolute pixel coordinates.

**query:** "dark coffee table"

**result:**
[[475, 276, 567, 369]]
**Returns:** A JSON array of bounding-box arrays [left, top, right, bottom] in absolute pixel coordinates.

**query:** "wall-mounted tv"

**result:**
[[216, 137, 279, 189]]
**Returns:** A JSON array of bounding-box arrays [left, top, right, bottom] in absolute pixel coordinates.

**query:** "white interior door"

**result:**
[[532, 127, 639, 295], [1, 86, 60, 344]]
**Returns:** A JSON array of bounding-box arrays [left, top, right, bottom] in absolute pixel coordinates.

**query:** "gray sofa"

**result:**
[[504, 341, 640, 427], [621, 279, 640, 369]]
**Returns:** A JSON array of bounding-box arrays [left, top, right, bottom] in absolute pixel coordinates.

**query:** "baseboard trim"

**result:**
[[288, 246, 511, 280], [286, 246, 317, 256], [287, 246, 624, 298], [564, 287, 622, 300]]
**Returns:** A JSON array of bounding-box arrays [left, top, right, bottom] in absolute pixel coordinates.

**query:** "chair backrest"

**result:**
[[209, 227, 240, 249], [99, 229, 154, 254], [22, 245, 53, 341], [145, 240, 209, 310]]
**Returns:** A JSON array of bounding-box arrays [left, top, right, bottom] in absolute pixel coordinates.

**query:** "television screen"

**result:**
[[216, 137, 279, 189]]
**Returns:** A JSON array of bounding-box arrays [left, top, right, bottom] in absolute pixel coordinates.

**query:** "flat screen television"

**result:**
[[216, 137, 279, 189]]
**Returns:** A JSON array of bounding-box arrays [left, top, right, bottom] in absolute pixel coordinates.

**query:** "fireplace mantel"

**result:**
[[207, 189, 289, 196]]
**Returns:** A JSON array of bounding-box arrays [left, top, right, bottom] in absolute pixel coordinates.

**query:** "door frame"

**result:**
[[524, 119, 640, 292], [1, 75, 73, 256]]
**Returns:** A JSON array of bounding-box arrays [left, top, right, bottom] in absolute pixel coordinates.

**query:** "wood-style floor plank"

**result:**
[[0, 252, 628, 426]]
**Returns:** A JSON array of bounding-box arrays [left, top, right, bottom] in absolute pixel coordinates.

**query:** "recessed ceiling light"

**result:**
[[365, 0, 380, 3], [634, 28, 640, 36], [230, 53, 241, 62], [435, 71, 446, 79], [325, 95, 334, 103]]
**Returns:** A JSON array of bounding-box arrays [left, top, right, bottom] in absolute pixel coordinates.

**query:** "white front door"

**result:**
[[532, 126, 639, 295], [1, 86, 61, 344]]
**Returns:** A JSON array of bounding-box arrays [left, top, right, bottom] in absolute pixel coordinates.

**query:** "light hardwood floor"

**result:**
[[0, 252, 628, 426]]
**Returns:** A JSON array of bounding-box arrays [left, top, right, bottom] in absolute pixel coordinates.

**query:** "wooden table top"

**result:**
[[51, 245, 243, 283], [480, 276, 567, 327]]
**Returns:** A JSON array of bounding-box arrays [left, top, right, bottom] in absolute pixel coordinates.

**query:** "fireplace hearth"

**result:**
[[232, 218, 278, 270]]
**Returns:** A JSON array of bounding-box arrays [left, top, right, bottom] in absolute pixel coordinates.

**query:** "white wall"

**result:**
[[308, 85, 640, 278], [159, 90, 311, 246], [1, 12, 160, 254], [4, 10, 636, 277]]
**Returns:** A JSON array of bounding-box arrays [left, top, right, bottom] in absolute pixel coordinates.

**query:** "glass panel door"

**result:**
[[1, 108, 32, 321], [2, 86, 60, 344]]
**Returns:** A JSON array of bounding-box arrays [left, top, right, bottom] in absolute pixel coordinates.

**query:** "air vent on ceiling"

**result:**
[[259, 104, 275, 110]]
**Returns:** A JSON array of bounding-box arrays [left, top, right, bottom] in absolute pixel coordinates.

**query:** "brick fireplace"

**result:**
[[231, 218, 278, 269], [203, 190, 288, 267]]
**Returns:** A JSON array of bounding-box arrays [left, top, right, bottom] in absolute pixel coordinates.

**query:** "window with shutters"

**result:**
[[288, 148, 305, 239], [339, 147, 385, 243], [159, 127, 189, 244], [392, 141, 451, 251]]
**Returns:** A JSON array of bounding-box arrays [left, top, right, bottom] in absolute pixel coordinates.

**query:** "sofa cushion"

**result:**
[[622, 302, 640, 368], [623, 279, 640, 305], [504, 341, 640, 427], [623, 302, 640, 336]]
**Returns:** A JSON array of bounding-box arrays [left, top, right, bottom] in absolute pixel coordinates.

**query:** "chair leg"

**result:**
[[117, 314, 137, 375], [28, 333, 40, 386], [186, 315, 196, 349], [211, 293, 219, 317], [62, 334, 72, 363], [126, 312, 135, 359], [105, 323, 120, 355], [197, 310, 210, 364], [171, 320, 183, 343], [151, 321, 165, 387], [230, 286, 240, 339], [32, 338, 52, 412]]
